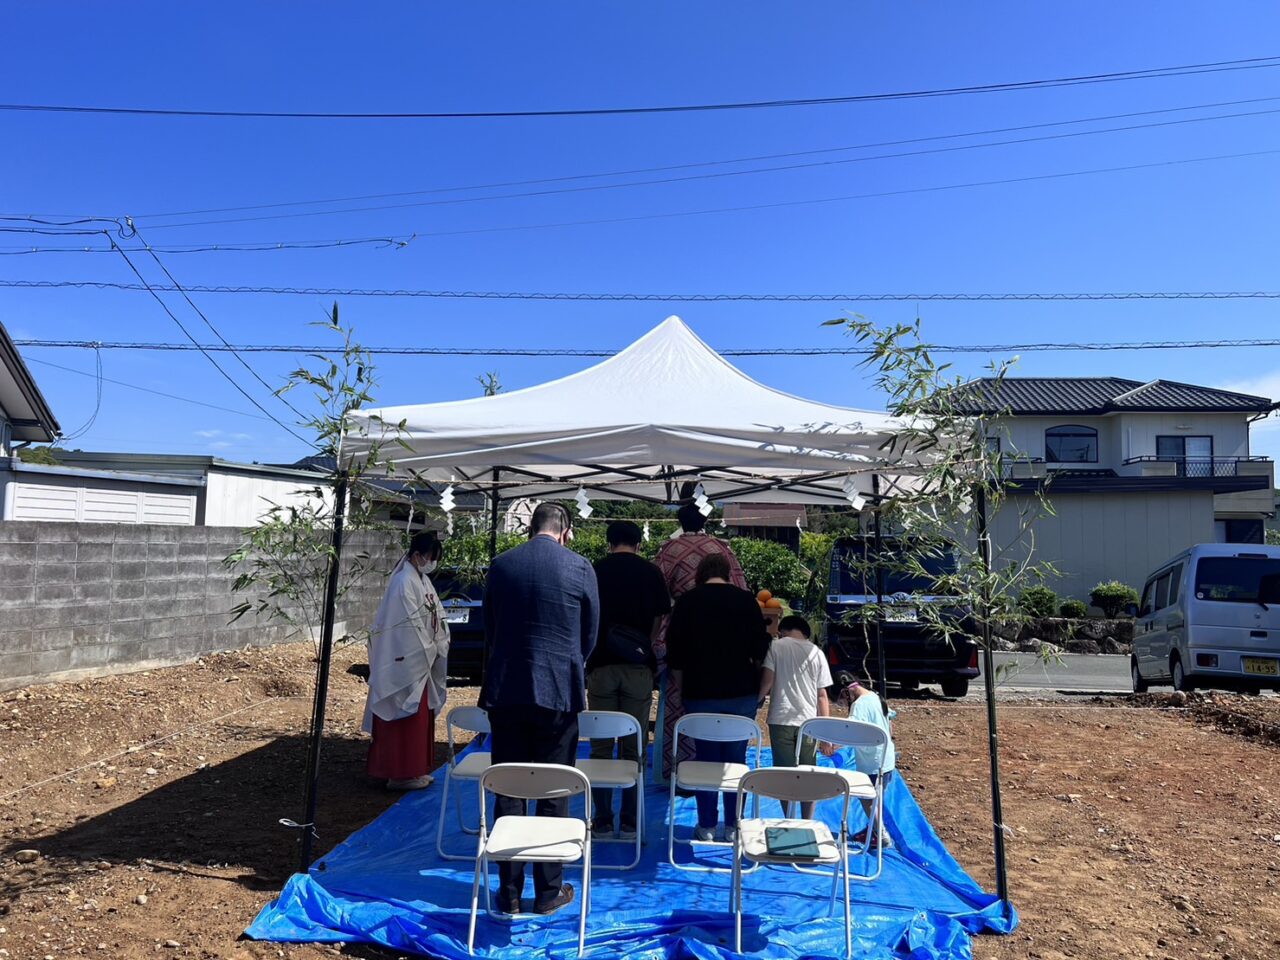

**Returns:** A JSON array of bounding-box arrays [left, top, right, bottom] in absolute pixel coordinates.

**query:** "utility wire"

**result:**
[[106, 236, 313, 446], [136, 105, 1280, 229], [16, 337, 1280, 357], [1, 55, 1276, 120], [22, 354, 276, 422], [0, 237, 411, 255], [120, 93, 1280, 220], [3, 281, 1276, 302], [54, 344, 104, 442], [4, 146, 1274, 249], [130, 226, 311, 424]]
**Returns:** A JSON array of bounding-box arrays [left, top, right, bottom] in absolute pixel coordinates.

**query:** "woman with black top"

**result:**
[[664, 551, 772, 843]]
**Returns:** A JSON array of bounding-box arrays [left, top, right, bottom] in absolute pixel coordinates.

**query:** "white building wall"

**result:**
[[203, 470, 331, 526], [988, 489, 1216, 602], [990, 412, 1253, 467]]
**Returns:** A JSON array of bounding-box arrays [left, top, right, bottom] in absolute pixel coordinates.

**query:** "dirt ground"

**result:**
[[2, 643, 1279, 960]]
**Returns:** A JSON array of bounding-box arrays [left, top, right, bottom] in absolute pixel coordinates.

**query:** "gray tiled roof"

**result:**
[[950, 377, 1273, 415]]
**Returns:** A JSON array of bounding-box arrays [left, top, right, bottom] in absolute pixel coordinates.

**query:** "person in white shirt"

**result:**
[[758, 615, 832, 818]]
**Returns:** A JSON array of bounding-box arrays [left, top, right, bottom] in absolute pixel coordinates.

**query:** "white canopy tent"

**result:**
[[342, 315, 906, 504], [301, 315, 1010, 913]]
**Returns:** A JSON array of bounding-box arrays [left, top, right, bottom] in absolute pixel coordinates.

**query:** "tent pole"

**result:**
[[975, 484, 1010, 908], [872, 474, 888, 701], [298, 470, 348, 872], [482, 467, 500, 688]]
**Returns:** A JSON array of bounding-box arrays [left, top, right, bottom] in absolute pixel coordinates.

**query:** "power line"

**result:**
[[23, 354, 276, 422], [105, 237, 313, 447], [1, 55, 1276, 120], [5, 146, 1274, 249], [16, 337, 1280, 357], [3, 281, 1277, 302], [130, 104, 1280, 230], [129, 227, 311, 425], [55, 344, 104, 443], [120, 94, 1280, 220]]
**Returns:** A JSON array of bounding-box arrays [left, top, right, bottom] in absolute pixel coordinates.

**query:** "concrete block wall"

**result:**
[[0, 521, 400, 691]]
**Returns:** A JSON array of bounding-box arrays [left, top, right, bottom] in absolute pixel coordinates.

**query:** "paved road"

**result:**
[[986, 652, 1131, 693]]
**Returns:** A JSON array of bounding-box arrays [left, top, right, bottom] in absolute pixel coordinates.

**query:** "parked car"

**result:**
[[433, 568, 487, 685], [1130, 544, 1280, 694], [818, 536, 980, 698]]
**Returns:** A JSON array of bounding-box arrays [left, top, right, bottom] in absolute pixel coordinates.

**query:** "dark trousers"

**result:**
[[487, 705, 580, 907], [684, 695, 758, 830]]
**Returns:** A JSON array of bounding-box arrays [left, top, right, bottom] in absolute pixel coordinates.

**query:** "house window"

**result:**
[[1045, 425, 1098, 463], [985, 436, 1002, 454], [1157, 435, 1219, 476]]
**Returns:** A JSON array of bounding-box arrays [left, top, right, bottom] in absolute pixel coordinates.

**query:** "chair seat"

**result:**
[[794, 765, 876, 800], [450, 752, 492, 780], [575, 758, 640, 787], [675, 761, 750, 792], [737, 818, 841, 865], [484, 816, 587, 862]]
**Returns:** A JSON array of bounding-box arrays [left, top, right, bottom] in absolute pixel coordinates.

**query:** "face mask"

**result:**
[[420, 559, 438, 574]]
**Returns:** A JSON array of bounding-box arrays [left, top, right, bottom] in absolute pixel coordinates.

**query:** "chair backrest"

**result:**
[[798, 717, 887, 751], [674, 713, 762, 750], [447, 705, 491, 736], [578, 709, 643, 743], [739, 767, 850, 804], [480, 762, 591, 802]]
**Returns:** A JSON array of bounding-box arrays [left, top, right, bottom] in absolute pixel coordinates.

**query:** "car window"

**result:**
[[1167, 563, 1183, 606], [1194, 556, 1280, 602], [1154, 573, 1171, 612], [1139, 580, 1155, 617]]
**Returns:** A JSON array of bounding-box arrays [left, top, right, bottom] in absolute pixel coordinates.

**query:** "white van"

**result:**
[[1131, 543, 1280, 694]]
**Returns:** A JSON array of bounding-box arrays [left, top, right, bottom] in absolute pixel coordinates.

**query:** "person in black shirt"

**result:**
[[664, 551, 771, 843], [587, 520, 671, 839]]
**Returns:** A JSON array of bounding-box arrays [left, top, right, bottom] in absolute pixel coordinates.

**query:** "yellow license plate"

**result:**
[[1242, 657, 1279, 677]]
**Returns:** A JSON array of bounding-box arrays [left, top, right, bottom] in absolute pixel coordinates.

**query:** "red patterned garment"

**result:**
[[651, 533, 747, 781]]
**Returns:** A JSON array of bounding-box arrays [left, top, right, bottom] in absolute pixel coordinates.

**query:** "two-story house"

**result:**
[[953, 377, 1276, 603]]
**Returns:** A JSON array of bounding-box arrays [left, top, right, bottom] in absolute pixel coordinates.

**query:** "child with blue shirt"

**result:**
[[836, 678, 896, 847]]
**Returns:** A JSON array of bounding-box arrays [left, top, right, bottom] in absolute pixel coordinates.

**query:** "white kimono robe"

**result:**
[[361, 557, 451, 733]]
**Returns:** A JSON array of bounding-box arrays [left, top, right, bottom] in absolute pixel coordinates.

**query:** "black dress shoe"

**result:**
[[495, 895, 522, 917], [532, 884, 575, 915]]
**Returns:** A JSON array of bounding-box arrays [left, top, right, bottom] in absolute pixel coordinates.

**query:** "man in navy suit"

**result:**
[[481, 502, 599, 916]]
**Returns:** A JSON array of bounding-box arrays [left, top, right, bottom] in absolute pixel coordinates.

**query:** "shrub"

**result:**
[[1090, 580, 1140, 618], [1059, 599, 1088, 619], [729, 537, 809, 601], [1017, 585, 1059, 619]]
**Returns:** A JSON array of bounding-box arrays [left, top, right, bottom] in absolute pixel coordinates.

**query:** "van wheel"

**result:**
[[1171, 656, 1195, 693], [940, 678, 969, 698], [1131, 659, 1148, 694]]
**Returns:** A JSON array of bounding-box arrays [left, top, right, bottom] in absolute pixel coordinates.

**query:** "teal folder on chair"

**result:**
[[764, 826, 820, 858]]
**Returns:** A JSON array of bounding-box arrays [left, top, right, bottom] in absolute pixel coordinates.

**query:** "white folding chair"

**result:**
[[575, 710, 645, 870], [667, 712, 762, 873], [436, 706, 492, 861], [468, 763, 592, 956], [796, 716, 889, 881], [731, 768, 853, 959]]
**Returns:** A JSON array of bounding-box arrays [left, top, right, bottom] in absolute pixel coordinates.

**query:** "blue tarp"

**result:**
[[248, 745, 1016, 959]]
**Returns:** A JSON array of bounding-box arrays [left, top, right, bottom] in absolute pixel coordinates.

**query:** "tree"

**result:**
[[223, 304, 403, 652], [821, 315, 1060, 676], [1266, 528, 1280, 547], [15, 446, 60, 465]]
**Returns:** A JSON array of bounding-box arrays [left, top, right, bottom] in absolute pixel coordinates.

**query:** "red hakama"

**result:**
[[366, 696, 435, 780]]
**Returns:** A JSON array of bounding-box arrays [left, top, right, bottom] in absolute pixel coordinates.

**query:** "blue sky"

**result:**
[[3, 3, 1279, 463]]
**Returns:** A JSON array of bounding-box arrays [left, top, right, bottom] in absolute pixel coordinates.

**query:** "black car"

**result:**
[[819, 536, 979, 698], [433, 568, 487, 685]]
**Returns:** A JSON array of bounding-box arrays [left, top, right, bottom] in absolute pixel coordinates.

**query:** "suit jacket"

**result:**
[[480, 535, 600, 714]]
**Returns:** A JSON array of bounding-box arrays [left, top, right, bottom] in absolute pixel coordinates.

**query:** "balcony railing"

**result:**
[[1122, 455, 1272, 478]]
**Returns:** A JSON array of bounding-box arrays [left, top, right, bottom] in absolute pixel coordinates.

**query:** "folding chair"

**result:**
[[468, 763, 592, 956], [436, 706, 492, 861], [731, 768, 853, 959], [575, 710, 645, 870], [796, 716, 888, 881], [667, 712, 762, 873]]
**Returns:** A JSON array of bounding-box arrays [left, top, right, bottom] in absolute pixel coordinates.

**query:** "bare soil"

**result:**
[[1, 643, 1278, 960]]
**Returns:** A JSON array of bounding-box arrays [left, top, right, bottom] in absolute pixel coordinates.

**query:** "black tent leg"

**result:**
[[975, 485, 1010, 909], [872, 474, 888, 701], [482, 467, 500, 687], [298, 471, 349, 873]]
